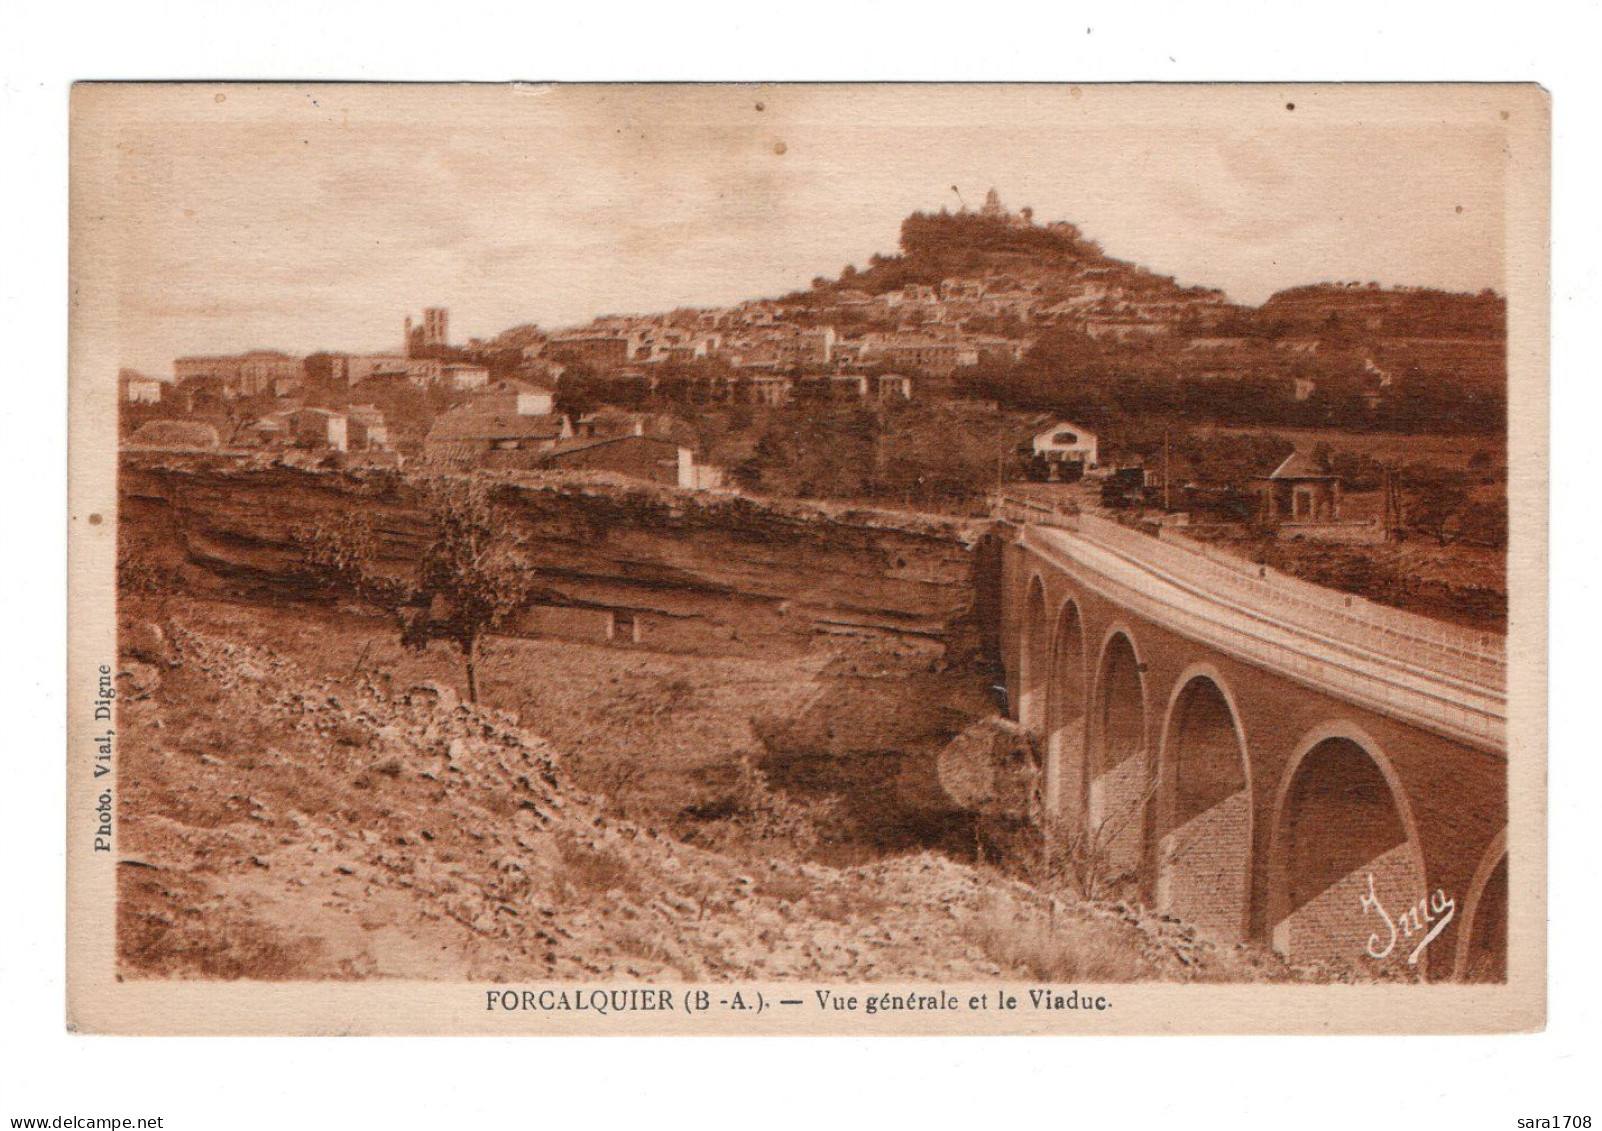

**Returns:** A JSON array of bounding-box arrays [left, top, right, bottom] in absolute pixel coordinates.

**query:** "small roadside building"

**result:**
[[1028, 421, 1099, 477], [795, 372, 869, 401], [574, 409, 646, 440], [242, 411, 292, 448], [742, 373, 792, 407], [1260, 448, 1342, 523], [572, 409, 697, 446]]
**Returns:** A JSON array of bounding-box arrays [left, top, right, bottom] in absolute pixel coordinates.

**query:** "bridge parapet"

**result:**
[[994, 492, 1505, 693]]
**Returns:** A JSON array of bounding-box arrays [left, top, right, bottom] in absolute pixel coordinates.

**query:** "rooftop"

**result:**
[[176, 349, 300, 362], [478, 378, 555, 397], [1266, 449, 1337, 480], [427, 405, 569, 443], [547, 434, 683, 459]]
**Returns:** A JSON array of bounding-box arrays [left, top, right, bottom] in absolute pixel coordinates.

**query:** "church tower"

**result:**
[[405, 307, 450, 357]]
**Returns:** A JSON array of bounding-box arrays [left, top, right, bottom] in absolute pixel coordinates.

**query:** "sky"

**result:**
[[98, 84, 1512, 378]]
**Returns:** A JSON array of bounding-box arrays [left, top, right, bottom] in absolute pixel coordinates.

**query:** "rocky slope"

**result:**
[[116, 613, 1295, 983]]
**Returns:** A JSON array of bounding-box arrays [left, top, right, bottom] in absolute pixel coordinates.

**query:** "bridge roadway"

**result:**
[[996, 500, 1508, 981]]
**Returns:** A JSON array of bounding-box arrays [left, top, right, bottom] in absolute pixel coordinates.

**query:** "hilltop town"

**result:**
[[119, 191, 1507, 626]]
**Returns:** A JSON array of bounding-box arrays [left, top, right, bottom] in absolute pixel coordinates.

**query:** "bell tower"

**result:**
[[405, 307, 450, 357]]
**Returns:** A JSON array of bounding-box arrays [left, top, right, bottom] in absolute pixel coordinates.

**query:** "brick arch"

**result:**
[[1086, 625, 1149, 874], [1042, 597, 1088, 829], [1264, 722, 1428, 974], [1018, 574, 1051, 731], [1453, 828, 1507, 983], [1155, 665, 1254, 942]]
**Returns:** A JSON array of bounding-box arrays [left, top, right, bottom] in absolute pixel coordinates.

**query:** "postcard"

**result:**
[[67, 82, 1547, 1033]]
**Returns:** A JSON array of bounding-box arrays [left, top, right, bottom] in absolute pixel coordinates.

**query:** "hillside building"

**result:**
[[330, 354, 443, 387], [773, 326, 837, 367], [860, 335, 968, 375], [288, 407, 349, 452], [549, 333, 630, 371], [173, 351, 304, 399], [875, 373, 914, 401], [345, 405, 390, 451], [742, 373, 791, 406], [423, 403, 574, 463], [441, 363, 490, 391], [120, 371, 165, 404], [1260, 450, 1342, 523], [474, 378, 555, 417]]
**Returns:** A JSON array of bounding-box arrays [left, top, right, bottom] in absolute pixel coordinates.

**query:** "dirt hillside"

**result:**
[[116, 610, 1297, 984]]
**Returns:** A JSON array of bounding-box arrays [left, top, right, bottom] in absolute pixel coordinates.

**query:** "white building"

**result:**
[[346, 404, 390, 450], [875, 373, 913, 401], [442, 363, 491, 391], [474, 379, 554, 417], [121, 372, 165, 404], [289, 407, 349, 452], [331, 354, 443, 387], [173, 351, 304, 398], [1030, 421, 1098, 469]]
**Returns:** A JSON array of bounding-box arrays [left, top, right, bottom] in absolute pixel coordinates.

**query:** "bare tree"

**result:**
[[401, 480, 529, 704]]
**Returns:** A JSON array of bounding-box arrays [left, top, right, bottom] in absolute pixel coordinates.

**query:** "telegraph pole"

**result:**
[[1383, 465, 1405, 543], [1162, 426, 1172, 513], [1382, 466, 1392, 542]]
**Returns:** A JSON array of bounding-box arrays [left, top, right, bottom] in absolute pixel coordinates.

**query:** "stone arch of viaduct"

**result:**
[[1004, 542, 1507, 981]]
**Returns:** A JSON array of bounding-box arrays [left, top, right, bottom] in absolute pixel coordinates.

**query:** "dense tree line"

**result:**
[[950, 324, 1506, 438], [731, 403, 1023, 508]]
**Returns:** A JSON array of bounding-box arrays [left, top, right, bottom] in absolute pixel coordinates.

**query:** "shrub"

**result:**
[[554, 832, 640, 899], [959, 893, 1146, 982]]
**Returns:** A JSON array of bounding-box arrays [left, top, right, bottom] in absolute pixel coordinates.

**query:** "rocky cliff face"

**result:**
[[119, 456, 996, 662]]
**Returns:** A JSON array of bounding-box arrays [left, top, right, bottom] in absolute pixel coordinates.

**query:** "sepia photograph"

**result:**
[[65, 82, 1548, 1035]]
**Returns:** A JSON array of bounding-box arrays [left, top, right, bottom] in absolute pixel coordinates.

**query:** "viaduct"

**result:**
[[993, 497, 1508, 981]]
